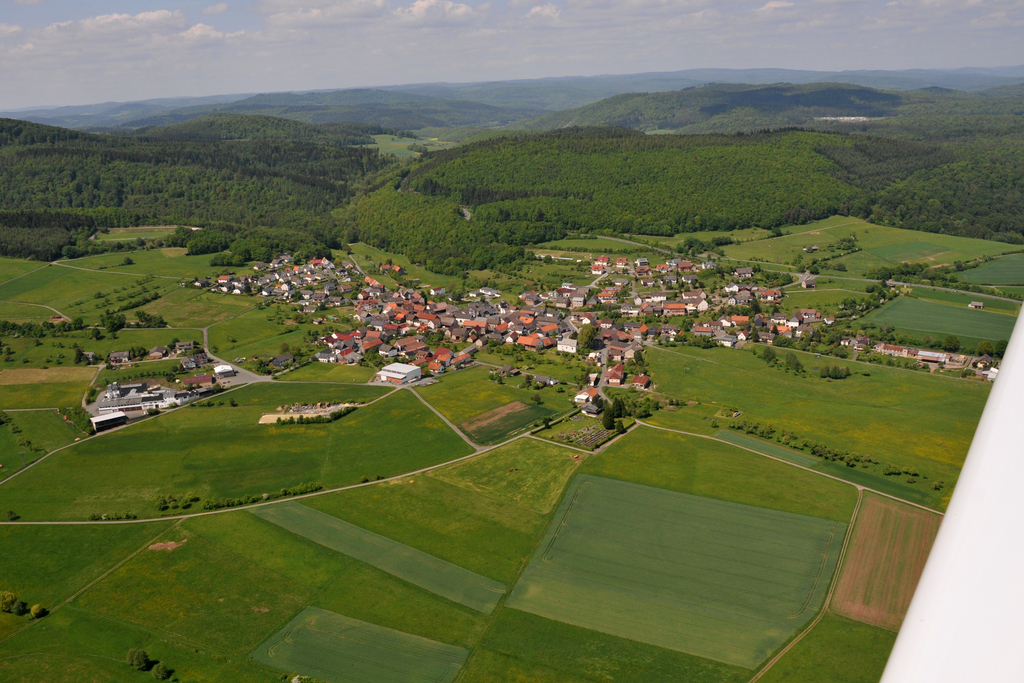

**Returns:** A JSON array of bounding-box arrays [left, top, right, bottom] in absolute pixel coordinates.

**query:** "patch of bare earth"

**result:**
[[831, 494, 941, 631], [460, 401, 529, 432], [148, 538, 188, 552]]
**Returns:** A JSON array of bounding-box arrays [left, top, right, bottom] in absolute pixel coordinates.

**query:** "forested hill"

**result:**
[[0, 118, 395, 261], [131, 114, 405, 146], [509, 82, 1024, 134], [346, 125, 1024, 274], [121, 89, 546, 131]]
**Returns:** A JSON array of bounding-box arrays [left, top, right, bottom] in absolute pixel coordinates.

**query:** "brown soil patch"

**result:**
[[251, 606, 270, 613], [831, 494, 941, 631], [461, 401, 529, 432], [0, 367, 95, 385], [148, 538, 188, 552]]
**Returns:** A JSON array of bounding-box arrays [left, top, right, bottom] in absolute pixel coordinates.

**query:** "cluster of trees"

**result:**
[[0, 117, 394, 261], [59, 406, 95, 435], [200, 481, 323, 511], [0, 591, 46, 620], [819, 364, 852, 379], [729, 420, 881, 471], [275, 406, 357, 424], [126, 649, 171, 680]]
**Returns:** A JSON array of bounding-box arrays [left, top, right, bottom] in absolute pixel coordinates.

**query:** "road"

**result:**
[[0, 300, 69, 320]]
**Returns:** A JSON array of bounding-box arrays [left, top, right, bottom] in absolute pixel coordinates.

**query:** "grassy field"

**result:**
[[0, 327, 197, 370], [93, 359, 184, 387], [907, 287, 1020, 313], [278, 361, 376, 383], [207, 305, 320, 367], [0, 409, 83, 470], [507, 474, 847, 668], [461, 608, 750, 683], [417, 366, 574, 426], [252, 502, 507, 613], [861, 296, 1016, 345], [0, 380, 90, 409], [0, 301, 53, 321], [0, 522, 172, 639], [714, 430, 819, 467], [93, 226, 179, 242], [346, 242, 463, 293], [431, 439, 582, 515], [252, 607, 468, 683], [0, 257, 45, 285], [723, 217, 1017, 276], [585, 426, 858, 521], [136, 287, 254, 328], [645, 345, 986, 507], [0, 384, 483, 521], [831, 494, 942, 631], [64, 248, 221, 280], [368, 134, 459, 159], [961, 253, 1024, 285], [756, 615, 896, 683]]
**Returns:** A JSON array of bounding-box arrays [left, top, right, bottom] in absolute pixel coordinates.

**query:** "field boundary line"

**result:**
[[635, 422, 944, 516], [0, 520, 176, 647], [0, 300, 69, 319], [51, 261, 180, 280], [0, 264, 48, 288], [408, 387, 483, 451], [746, 489, 864, 683]]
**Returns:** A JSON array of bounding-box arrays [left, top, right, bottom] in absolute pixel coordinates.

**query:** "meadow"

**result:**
[[278, 361, 376, 383], [63, 248, 223, 280], [831, 494, 941, 631], [960, 253, 1024, 285], [507, 474, 847, 668], [416, 366, 574, 423], [0, 327, 196, 371], [92, 226, 179, 242], [755, 615, 896, 683], [723, 217, 1018, 276], [0, 379, 92, 409], [252, 608, 468, 683], [906, 286, 1019, 313], [645, 344, 986, 506], [136, 286, 254, 328], [0, 384, 483, 521], [0, 408, 83, 475], [346, 242, 463, 293], [252, 502, 507, 613], [861, 296, 1016, 344], [0, 257, 45, 285], [207, 306, 320, 366], [0, 301, 53, 321]]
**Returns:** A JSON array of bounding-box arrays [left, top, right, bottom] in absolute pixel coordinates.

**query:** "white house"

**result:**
[[213, 364, 236, 377], [557, 336, 578, 353], [376, 362, 422, 384]]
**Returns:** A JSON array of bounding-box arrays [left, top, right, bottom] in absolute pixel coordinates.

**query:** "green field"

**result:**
[[253, 607, 468, 683], [0, 381, 90, 409], [208, 306, 321, 368], [416, 366, 573, 426], [0, 409, 83, 476], [714, 430, 819, 467], [65, 248, 222, 280], [723, 217, 1017, 276], [93, 226, 178, 242], [1, 326, 197, 370], [645, 345, 986, 507], [252, 502, 507, 613], [0, 257, 45, 285], [756, 615, 896, 683], [278, 361, 376, 383], [0, 301, 53, 321], [136, 286, 255, 328], [431, 439, 582, 515], [906, 287, 1020, 313], [861, 296, 1016, 344], [347, 242, 463, 293], [461, 608, 749, 683], [507, 474, 847, 668], [960, 253, 1024, 285], [0, 384, 482, 521]]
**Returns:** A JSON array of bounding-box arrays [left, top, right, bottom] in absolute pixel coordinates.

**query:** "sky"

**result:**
[[1, 0, 1022, 109]]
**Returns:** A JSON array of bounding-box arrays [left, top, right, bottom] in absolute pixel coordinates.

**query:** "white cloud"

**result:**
[[0, 24, 24, 38], [757, 1, 795, 10], [260, 0, 391, 26], [526, 3, 561, 19], [394, 0, 488, 24], [180, 23, 245, 41], [203, 3, 230, 15]]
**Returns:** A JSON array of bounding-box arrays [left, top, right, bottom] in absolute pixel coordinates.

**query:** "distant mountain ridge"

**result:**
[[3, 66, 1021, 131]]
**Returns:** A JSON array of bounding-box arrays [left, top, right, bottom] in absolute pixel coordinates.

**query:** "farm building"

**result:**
[[969, 301, 984, 309], [376, 362, 422, 384], [213, 364, 236, 377], [90, 412, 128, 432]]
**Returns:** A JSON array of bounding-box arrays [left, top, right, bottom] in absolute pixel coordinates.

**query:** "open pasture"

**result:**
[[0, 385, 480, 522], [208, 306, 319, 366], [0, 409, 82, 473], [507, 474, 847, 668], [586, 426, 858, 522], [416, 366, 573, 427], [460, 400, 554, 444], [65, 248, 220, 280], [0, 378, 91, 409], [253, 607, 468, 683], [714, 430, 819, 467], [252, 502, 507, 613], [756, 615, 896, 683], [0, 522, 172, 640], [645, 345, 984, 506], [0, 301, 53, 321], [960, 253, 1024, 285], [279, 361, 376, 383], [461, 608, 750, 683], [346, 242, 462, 293], [861, 296, 1016, 344], [431, 438, 582, 515], [0, 257, 45, 285], [137, 287, 254, 328], [831, 494, 942, 631], [723, 217, 1016, 276], [93, 226, 179, 241], [907, 287, 1019, 314]]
